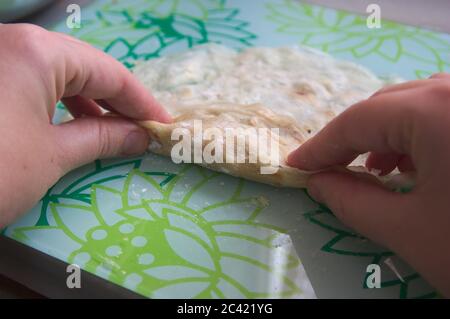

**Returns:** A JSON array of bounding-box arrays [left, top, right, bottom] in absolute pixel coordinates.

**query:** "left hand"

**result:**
[[0, 24, 171, 227]]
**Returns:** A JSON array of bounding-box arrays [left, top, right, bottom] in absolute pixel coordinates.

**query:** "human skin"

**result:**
[[288, 73, 450, 297], [0, 23, 171, 227], [2, 22, 449, 297]]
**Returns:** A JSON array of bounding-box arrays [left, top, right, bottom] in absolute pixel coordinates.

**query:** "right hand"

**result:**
[[288, 73, 450, 296]]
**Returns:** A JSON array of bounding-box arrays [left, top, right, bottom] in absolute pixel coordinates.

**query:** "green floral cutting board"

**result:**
[[3, 0, 450, 298]]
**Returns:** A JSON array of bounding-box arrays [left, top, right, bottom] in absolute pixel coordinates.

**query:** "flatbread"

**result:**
[[140, 103, 312, 187], [134, 44, 390, 187]]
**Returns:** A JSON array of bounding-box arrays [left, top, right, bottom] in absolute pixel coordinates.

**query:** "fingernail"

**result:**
[[121, 129, 149, 156], [307, 182, 324, 203]]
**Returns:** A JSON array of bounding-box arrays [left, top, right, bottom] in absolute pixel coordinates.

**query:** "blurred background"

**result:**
[[1, 0, 450, 32]]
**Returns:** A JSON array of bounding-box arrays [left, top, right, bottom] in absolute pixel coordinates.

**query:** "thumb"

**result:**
[[306, 170, 412, 248], [53, 116, 149, 173]]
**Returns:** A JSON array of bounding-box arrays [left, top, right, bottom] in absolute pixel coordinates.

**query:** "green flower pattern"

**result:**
[[303, 203, 437, 299], [69, 0, 256, 68], [9, 155, 311, 298], [4, 0, 449, 298], [266, 0, 450, 79]]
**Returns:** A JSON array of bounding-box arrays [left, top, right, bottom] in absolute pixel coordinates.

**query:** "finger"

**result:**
[[287, 88, 427, 171], [307, 170, 412, 248], [62, 96, 103, 118], [365, 152, 402, 175], [51, 30, 90, 46], [398, 154, 415, 172], [53, 116, 149, 173], [52, 32, 172, 123], [430, 72, 450, 80], [371, 79, 434, 98]]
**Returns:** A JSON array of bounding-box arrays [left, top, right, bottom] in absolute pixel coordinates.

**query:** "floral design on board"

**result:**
[[266, 0, 450, 78], [9, 155, 314, 298]]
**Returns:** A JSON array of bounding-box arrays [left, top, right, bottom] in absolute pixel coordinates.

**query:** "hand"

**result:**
[[288, 73, 450, 296], [0, 24, 171, 228]]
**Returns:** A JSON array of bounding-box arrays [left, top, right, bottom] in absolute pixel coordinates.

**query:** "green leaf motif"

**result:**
[[266, 0, 450, 78], [10, 154, 313, 298], [303, 200, 437, 299], [66, 0, 256, 68]]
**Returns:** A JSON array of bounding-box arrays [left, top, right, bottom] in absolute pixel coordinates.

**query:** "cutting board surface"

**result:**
[[3, 0, 450, 298]]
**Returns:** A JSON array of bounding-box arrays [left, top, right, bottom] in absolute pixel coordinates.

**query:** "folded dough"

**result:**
[[134, 44, 390, 188], [140, 103, 312, 187]]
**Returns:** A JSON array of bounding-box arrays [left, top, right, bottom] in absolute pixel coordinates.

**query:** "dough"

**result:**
[[140, 103, 311, 187], [134, 44, 391, 187]]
